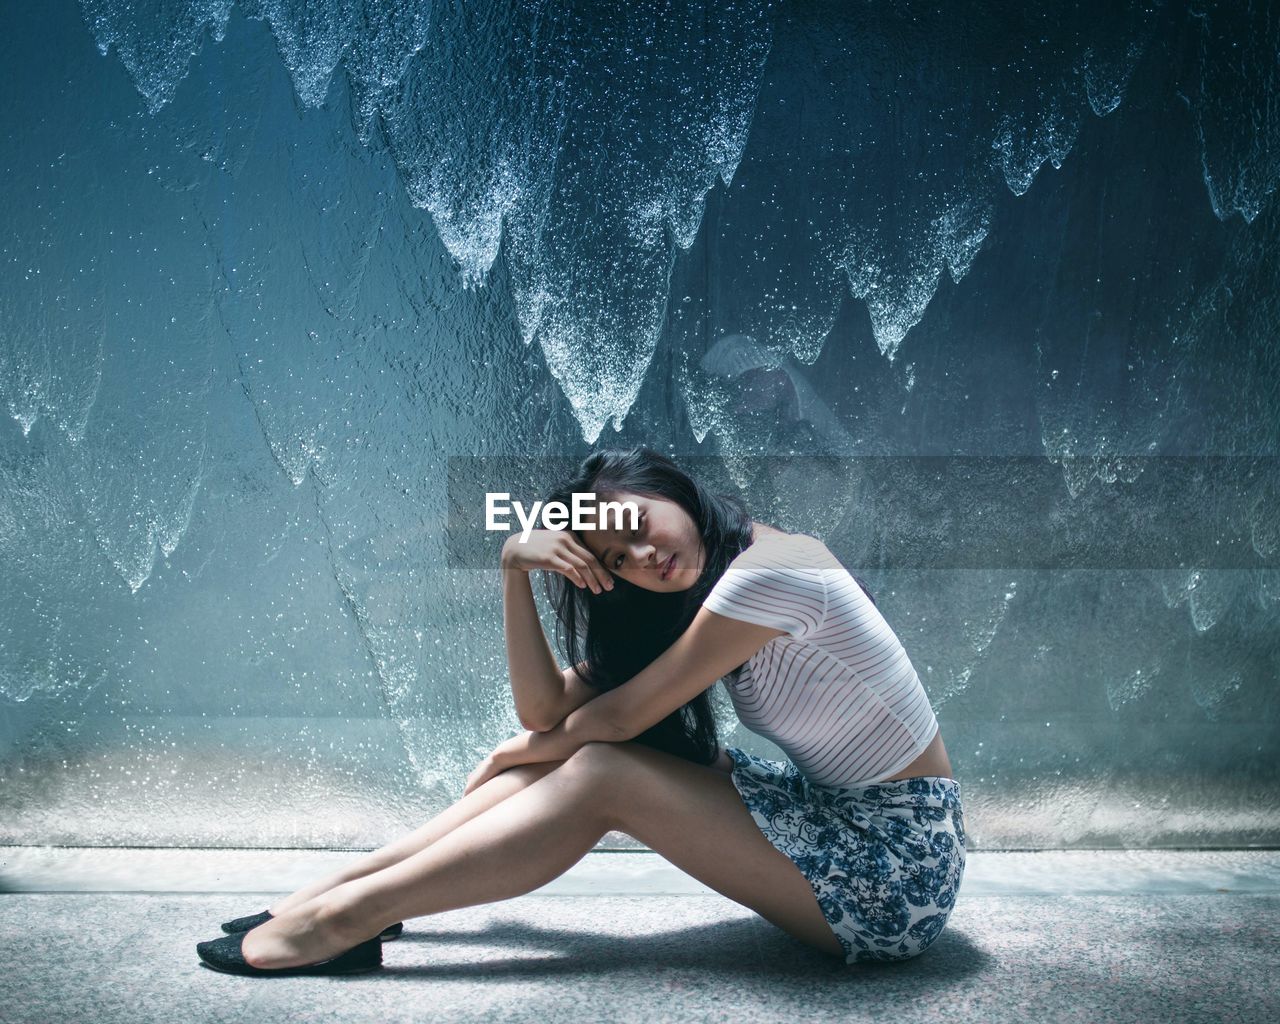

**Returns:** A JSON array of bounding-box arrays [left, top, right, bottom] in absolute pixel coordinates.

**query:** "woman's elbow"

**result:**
[[516, 706, 556, 733]]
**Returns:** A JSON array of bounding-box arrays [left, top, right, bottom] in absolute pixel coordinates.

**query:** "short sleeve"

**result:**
[[702, 542, 829, 639]]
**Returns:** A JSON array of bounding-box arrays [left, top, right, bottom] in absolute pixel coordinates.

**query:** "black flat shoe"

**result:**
[[221, 910, 404, 942], [196, 931, 382, 976]]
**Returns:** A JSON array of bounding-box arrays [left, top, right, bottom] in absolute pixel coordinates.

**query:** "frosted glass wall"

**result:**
[[1, 0, 1276, 849]]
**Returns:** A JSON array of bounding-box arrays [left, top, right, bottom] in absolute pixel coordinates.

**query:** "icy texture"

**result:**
[[79, 0, 234, 112], [70, 2, 1280, 439], [1183, 0, 1280, 223], [673, 3, 1170, 468], [69, 1, 1168, 431], [77, 0, 773, 442], [0, 0, 1278, 848]]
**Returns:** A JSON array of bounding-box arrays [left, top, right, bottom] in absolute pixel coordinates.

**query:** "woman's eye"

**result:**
[[616, 510, 644, 569]]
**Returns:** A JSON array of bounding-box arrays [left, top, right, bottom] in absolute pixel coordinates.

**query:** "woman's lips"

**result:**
[[661, 553, 676, 580]]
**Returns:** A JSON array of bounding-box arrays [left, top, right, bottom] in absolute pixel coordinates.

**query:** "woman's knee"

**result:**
[[556, 742, 644, 801], [549, 743, 633, 826], [562, 740, 629, 774]]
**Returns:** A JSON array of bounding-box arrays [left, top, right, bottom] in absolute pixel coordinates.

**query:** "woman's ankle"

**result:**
[[267, 893, 311, 917], [270, 872, 354, 917]]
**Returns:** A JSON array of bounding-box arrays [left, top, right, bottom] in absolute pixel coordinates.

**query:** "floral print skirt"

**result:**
[[724, 746, 967, 964]]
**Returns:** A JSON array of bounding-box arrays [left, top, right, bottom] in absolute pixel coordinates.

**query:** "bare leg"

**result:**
[[241, 741, 844, 967], [268, 761, 566, 916]]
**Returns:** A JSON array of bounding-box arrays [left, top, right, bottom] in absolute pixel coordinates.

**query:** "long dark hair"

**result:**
[[540, 447, 876, 765], [538, 448, 746, 764]]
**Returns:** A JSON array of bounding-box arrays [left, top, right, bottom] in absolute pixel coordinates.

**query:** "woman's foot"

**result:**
[[222, 908, 404, 941], [239, 902, 378, 971], [197, 931, 382, 976]]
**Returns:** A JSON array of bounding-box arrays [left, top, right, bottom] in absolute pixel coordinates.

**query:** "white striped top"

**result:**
[[701, 531, 938, 788]]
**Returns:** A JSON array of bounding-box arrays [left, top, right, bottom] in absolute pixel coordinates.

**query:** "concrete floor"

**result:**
[[1, 850, 1277, 1023]]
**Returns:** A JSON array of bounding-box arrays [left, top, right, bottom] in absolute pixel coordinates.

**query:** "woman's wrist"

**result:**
[[502, 722, 585, 768], [500, 535, 530, 572]]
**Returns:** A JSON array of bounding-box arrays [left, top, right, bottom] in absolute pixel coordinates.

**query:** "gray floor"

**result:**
[[2, 851, 1278, 1023]]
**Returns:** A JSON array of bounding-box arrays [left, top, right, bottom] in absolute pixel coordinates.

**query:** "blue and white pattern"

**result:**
[[725, 746, 966, 964]]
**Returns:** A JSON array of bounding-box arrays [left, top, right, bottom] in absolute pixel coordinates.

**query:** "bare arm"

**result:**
[[481, 608, 784, 772], [502, 567, 570, 732], [501, 533, 611, 732]]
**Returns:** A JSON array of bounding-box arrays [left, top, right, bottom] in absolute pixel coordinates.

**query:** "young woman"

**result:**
[[196, 447, 965, 975]]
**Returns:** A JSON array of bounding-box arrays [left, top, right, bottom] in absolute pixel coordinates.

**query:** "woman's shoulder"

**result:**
[[739, 526, 833, 569], [749, 524, 829, 550], [705, 526, 831, 637]]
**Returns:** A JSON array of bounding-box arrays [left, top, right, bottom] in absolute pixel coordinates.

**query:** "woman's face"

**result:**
[[580, 489, 706, 592]]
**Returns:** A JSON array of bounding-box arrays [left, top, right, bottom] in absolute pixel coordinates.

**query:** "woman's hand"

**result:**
[[463, 755, 504, 796], [501, 529, 614, 595], [463, 730, 540, 796]]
